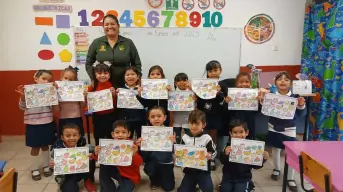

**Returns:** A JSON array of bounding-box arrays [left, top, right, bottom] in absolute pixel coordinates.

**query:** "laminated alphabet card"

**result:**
[[141, 79, 168, 99], [117, 88, 144, 109], [191, 79, 218, 99], [174, 144, 208, 171], [227, 88, 258, 111], [168, 91, 195, 111], [56, 81, 85, 102], [98, 139, 133, 166], [141, 126, 173, 151], [229, 138, 265, 166], [53, 147, 89, 175], [292, 80, 312, 95], [24, 83, 58, 108], [261, 93, 298, 119], [87, 89, 113, 112]]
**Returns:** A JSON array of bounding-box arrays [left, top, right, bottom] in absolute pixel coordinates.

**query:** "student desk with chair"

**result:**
[[282, 141, 343, 192]]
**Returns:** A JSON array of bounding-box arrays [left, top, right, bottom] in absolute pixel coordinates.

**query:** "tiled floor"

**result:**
[[0, 136, 313, 192]]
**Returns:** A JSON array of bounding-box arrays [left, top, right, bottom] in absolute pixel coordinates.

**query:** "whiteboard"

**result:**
[[74, 27, 242, 82]]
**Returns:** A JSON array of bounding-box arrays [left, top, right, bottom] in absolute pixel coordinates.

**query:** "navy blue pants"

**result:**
[[219, 181, 250, 192], [149, 163, 175, 191], [60, 173, 86, 192], [178, 171, 213, 192], [99, 165, 135, 192]]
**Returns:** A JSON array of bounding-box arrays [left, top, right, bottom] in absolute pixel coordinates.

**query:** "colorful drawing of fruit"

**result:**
[[70, 166, 76, 172], [62, 159, 68, 165], [125, 146, 132, 154], [80, 163, 87, 169], [244, 157, 250, 163], [243, 150, 251, 156], [254, 156, 261, 162], [63, 166, 69, 173], [64, 153, 69, 158], [236, 149, 243, 155], [239, 144, 245, 150], [69, 159, 76, 164], [123, 156, 130, 162], [256, 147, 263, 155]]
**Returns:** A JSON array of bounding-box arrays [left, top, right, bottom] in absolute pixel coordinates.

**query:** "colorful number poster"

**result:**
[[261, 93, 298, 119], [53, 147, 89, 175], [117, 88, 144, 109], [168, 91, 195, 111], [229, 138, 265, 166], [227, 88, 259, 111], [292, 80, 312, 95], [141, 126, 173, 151], [174, 144, 208, 171], [191, 79, 218, 99], [56, 81, 84, 102], [24, 83, 58, 108], [98, 139, 133, 166], [141, 79, 168, 99], [87, 89, 113, 112]]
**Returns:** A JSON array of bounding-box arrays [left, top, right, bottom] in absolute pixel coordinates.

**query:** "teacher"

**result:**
[[85, 14, 142, 88]]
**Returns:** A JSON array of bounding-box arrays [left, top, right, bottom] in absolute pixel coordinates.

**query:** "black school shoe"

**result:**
[[150, 183, 159, 190], [249, 180, 255, 191], [287, 180, 298, 192], [270, 169, 280, 181]]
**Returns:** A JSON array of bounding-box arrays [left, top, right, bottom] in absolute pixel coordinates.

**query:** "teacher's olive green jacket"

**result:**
[[85, 35, 142, 88]]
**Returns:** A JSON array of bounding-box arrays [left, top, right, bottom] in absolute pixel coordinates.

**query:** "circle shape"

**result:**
[[213, 0, 225, 10], [57, 33, 70, 45], [244, 14, 275, 44], [198, 0, 210, 10], [148, 0, 163, 9], [38, 50, 54, 60], [182, 0, 195, 10]]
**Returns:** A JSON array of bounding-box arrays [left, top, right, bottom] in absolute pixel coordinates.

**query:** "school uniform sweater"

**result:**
[[196, 84, 225, 116], [116, 85, 145, 122], [181, 131, 217, 173], [87, 81, 115, 115], [19, 99, 53, 125]]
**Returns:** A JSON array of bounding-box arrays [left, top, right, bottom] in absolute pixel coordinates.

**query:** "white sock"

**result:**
[[31, 155, 40, 175], [272, 148, 281, 175], [41, 150, 50, 168], [287, 168, 296, 186]]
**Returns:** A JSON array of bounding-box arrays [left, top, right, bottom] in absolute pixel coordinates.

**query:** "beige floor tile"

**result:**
[[254, 186, 264, 192], [12, 147, 32, 159], [42, 184, 59, 192], [17, 183, 47, 192], [0, 150, 18, 160], [253, 170, 283, 187], [4, 158, 33, 171], [18, 169, 53, 184]]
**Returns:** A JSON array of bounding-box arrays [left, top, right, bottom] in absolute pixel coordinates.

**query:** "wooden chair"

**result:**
[[299, 151, 332, 192], [0, 168, 18, 192]]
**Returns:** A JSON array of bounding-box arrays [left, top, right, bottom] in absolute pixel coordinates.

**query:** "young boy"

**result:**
[[49, 123, 96, 192], [177, 110, 216, 192], [94, 120, 143, 192], [220, 119, 269, 192]]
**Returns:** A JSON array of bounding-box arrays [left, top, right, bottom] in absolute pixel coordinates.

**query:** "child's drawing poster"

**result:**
[[168, 91, 195, 111], [141, 79, 168, 99], [227, 88, 258, 111], [87, 89, 113, 112], [117, 88, 144, 109], [229, 138, 265, 166], [292, 80, 312, 95], [98, 139, 133, 166], [56, 81, 85, 102], [53, 147, 89, 175], [191, 79, 218, 99], [174, 144, 207, 171], [261, 93, 298, 119], [141, 126, 173, 151], [24, 83, 58, 108]]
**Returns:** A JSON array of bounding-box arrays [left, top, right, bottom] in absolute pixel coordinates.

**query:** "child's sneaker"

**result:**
[[150, 183, 159, 190], [84, 179, 96, 192]]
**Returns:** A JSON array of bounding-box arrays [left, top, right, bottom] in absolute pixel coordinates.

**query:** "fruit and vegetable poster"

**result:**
[[168, 91, 195, 111], [244, 14, 275, 44], [87, 89, 113, 112], [24, 83, 58, 108], [98, 139, 133, 166], [174, 144, 208, 171], [53, 147, 89, 175], [261, 93, 298, 119], [191, 79, 218, 99], [56, 81, 85, 102], [141, 79, 168, 99], [229, 138, 265, 166], [227, 88, 258, 111], [141, 126, 173, 151], [117, 88, 144, 109]]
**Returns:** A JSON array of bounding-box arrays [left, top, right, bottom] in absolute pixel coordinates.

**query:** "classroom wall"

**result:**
[[0, 0, 306, 135]]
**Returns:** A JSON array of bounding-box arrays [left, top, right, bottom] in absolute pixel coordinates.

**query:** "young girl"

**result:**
[[16, 69, 55, 180], [116, 66, 145, 139], [265, 72, 306, 192], [136, 106, 176, 191], [54, 66, 85, 137], [196, 60, 225, 170], [87, 61, 116, 146], [136, 65, 171, 126]]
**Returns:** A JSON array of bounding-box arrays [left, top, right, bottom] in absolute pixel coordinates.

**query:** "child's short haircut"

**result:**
[[275, 71, 292, 83], [148, 106, 166, 116], [62, 123, 80, 135], [188, 110, 206, 124], [228, 119, 248, 132], [235, 72, 251, 83], [112, 120, 130, 132]]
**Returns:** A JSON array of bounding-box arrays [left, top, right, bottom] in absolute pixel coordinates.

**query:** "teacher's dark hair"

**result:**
[[103, 14, 119, 26]]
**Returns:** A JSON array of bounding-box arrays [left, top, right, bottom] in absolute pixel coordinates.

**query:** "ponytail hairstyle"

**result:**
[[34, 69, 53, 79], [204, 60, 222, 78], [174, 73, 188, 89], [61, 65, 79, 81]]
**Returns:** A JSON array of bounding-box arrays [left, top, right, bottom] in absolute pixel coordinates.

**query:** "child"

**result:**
[[87, 61, 117, 146], [177, 109, 216, 192], [196, 60, 225, 170], [265, 72, 306, 192], [16, 69, 55, 180], [171, 73, 193, 143], [49, 123, 96, 192], [95, 120, 143, 191], [116, 66, 145, 139], [136, 106, 176, 191], [220, 119, 269, 192], [54, 66, 85, 137], [136, 65, 171, 126]]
